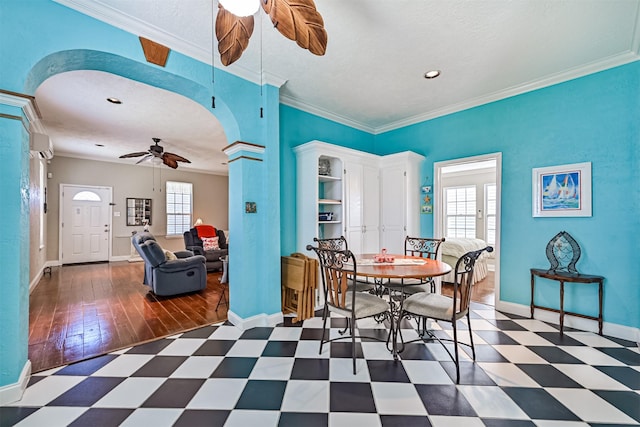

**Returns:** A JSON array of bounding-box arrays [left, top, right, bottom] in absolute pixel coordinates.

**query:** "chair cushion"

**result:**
[[329, 292, 389, 319], [403, 292, 456, 320], [141, 240, 167, 267]]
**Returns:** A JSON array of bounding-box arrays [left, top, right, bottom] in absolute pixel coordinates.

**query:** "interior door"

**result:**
[[61, 185, 111, 264], [380, 166, 406, 254]]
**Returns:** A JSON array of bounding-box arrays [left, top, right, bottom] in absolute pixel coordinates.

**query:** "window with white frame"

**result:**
[[166, 181, 192, 236], [485, 183, 497, 245], [444, 185, 476, 238]]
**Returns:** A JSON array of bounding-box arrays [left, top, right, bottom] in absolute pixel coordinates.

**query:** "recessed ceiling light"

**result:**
[[106, 97, 122, 104], [95, 144, 104, 147], [424, 70, 441, 79]]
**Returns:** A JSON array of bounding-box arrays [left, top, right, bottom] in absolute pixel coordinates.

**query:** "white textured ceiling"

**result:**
[[40, 0, 640, 173]]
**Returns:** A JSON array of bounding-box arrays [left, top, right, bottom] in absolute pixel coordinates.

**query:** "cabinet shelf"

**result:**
[[318, 174, 341, 182], [318, 199, 341, 204], [319, 220, 341, 224]]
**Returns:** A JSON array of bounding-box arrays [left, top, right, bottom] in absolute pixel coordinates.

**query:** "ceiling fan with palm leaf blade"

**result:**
[[216, 0, 327, 66], [119, 138, 191, 169]]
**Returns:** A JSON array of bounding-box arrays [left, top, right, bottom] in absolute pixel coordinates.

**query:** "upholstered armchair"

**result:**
[[183, 227, 228, 272], [132, 232, 207, 296]]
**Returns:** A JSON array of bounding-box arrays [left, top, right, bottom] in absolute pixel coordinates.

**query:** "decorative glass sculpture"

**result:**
[[545, 231, 581, 273]]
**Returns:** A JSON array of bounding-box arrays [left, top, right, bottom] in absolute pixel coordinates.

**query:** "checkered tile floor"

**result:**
[[2, 303, 639, 426]]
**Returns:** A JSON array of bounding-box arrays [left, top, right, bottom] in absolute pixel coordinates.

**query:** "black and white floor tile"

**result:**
[[1, 303, 639, 426]]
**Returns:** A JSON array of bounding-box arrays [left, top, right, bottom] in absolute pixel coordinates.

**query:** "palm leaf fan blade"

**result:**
[[163, 157, 178, 169], [262, 0, 327, 56], [215, 5, 255, 66], [163, 152, 191, 163], [119, 151, 149, 158]]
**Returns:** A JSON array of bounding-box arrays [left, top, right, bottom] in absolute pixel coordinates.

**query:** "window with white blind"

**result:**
[[166, 181, 192, 236], [485, 183, 497, 245], [444, 186, 476, 238]]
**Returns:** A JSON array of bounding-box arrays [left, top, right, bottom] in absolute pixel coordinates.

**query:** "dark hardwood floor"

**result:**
[[29, 261, 228, 373], [442, 270, 495, 306]]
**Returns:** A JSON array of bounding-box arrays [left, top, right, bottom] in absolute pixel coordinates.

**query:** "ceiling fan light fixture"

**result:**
[[218, 0, 259, 17], [106, 97, 122, 104], [424, 70, 441, 79]]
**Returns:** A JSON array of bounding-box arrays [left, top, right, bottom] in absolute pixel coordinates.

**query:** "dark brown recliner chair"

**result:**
[[183, 228, 228, 272]]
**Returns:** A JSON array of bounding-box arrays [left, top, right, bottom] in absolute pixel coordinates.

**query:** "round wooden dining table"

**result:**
[[354, 253, 452, 281], [353, 253, 452, 359]]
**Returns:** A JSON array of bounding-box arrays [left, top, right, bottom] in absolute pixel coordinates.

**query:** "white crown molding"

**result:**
[[375, 51, 640, 134], [54, 0, 286, 89], [55, 0, 640, 135], [279, 94, 375, 134]]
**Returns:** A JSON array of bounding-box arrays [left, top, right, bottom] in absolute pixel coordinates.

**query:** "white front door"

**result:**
[[60, 185, 111, 264]]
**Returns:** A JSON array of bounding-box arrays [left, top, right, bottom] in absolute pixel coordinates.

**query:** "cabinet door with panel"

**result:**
[[380, 166, 406, 254], [345, 161, 379, 254]]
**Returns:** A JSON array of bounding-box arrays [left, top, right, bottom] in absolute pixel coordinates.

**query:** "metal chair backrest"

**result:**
[[404, 237, 445, 259], [452, 246, 493, 316], [314, 236, 348, 251], [306, 245, 356, 311]]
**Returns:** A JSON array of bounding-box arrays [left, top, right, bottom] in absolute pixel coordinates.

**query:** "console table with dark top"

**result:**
[[530, 268, 604, 335]]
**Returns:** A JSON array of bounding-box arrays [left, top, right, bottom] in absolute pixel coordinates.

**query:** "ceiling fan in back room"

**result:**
[[216, 0, 327, 66], [119, 137, 191, 169]]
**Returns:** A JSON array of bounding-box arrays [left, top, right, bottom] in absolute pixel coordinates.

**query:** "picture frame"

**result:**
[[421, 204, 433, 214], [532, 162, 591, 217], [421, 185, 432, 194], [126, 198, 152, 226]]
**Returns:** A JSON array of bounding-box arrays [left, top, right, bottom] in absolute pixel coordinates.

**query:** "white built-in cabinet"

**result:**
[[295, 141, 424, 255], [345, 161, 380, 254]]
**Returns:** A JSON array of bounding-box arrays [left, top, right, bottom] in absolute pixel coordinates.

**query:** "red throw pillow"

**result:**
[[195, 225, 217, 238], [202, 236, 220, 251]]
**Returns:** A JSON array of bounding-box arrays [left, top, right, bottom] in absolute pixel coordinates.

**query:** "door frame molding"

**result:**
[[434, 152, 502, 306], [59, 184, 113, 264]]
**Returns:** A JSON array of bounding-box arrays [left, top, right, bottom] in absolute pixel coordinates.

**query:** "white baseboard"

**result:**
[[496, 300, 639, 342], [0, 360, 31, 405], [110, 255, 131, 262], [128, 256, 143, 263], [227, 310, 284, 331], [29, 270, 43, 294]]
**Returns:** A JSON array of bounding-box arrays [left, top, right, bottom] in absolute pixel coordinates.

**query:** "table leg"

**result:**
[[598, 280, 603, 335], [559, 280, 565, 335], [530, 273, 535, 318]]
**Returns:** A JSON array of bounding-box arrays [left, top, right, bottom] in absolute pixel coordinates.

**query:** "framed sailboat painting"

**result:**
[[532, 162, 592, 217]]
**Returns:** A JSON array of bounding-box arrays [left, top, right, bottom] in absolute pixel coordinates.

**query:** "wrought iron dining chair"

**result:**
[[315, 236, 348, 251], [313, 237, 375, 293], [307, 244, 392, 374], [400, 246, 493, 383], [386, 237, 446, 294]]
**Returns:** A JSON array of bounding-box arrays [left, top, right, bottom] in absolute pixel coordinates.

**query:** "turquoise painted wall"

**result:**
[[374, 62, 640, 329], [0, 113, 30, 386], [0, 0, 282, 388], [279, 105, 374, 254]]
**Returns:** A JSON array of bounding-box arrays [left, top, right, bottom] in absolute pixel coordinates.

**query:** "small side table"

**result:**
[[530, 268, 604, 335]]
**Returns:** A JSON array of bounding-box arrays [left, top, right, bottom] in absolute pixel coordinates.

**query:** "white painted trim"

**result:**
[[434, 152, 502, 309], [223, 142, 265, 156], [0, 92, 46, 134], [53, 0, 287, 89], [109, 255, 131, 262], [374, 52, 640, 134], [29, 270, 43, 294], [496, 300, 639, 343], [227, 310, 284, 330], [0, 360, 31, 405], [280, 94, 375, 134]]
